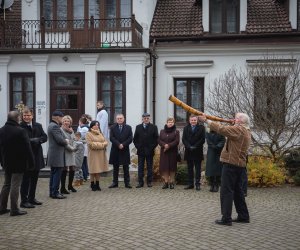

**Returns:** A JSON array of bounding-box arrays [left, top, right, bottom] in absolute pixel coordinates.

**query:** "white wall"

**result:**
[[133, 0, 157, 48], [154, 44, 300, 131]]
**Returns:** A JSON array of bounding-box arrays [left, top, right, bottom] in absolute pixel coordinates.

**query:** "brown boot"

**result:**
[[73, 180, 81, 187], [79, 179, 84, 185]]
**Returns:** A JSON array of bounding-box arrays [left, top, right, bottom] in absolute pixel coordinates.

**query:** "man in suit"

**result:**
[[133, 112, 158, 188], [0, 111, 35, 216], [47, 110, 68, 199], [20, 107, 47, 208], [108, 114, 133, 188], [182, 114, 205, 191]]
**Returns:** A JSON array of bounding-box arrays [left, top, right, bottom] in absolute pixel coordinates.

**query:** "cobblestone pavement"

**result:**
[[0, 175, 299, 250]]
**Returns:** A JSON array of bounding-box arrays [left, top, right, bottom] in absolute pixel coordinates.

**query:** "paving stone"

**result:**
[[0, 176, 299, 249]]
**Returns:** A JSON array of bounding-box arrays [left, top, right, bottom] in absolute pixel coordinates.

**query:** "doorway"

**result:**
[[50, 72, 85, 129]]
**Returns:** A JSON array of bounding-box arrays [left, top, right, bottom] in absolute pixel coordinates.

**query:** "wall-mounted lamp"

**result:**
[[62, 56, 68, 62]]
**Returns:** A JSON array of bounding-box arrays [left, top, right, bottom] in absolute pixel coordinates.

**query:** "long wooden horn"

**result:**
[[169, 95, 234, 123]]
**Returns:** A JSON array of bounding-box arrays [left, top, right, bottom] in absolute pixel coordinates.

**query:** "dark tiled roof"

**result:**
[[246, 0, 292, 33], [150, 0, 292, 39], [150, 0, 203, 38]]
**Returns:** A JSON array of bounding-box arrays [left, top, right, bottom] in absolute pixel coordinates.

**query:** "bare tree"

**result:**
[[206, 56, 300, 161]]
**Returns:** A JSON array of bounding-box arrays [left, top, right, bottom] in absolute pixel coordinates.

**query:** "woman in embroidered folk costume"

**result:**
[[158, 117, 180, 189], [85, 120, 109, 191]]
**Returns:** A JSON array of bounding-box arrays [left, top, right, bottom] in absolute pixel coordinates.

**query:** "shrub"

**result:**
[[247, 156, 286, 187], [176, 164, 188, 185], [293, 170, 300, 186]]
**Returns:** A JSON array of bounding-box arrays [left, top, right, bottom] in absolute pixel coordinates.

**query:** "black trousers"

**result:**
[[220, 163, 249, 222], [187, 159, 201, 186], [138, 155, 153, 185], [113, 164, 130, 185], [20, 170, 39, 203]]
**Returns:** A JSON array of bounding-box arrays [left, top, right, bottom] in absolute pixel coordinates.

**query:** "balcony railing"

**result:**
[[0, 15, 143, 50]]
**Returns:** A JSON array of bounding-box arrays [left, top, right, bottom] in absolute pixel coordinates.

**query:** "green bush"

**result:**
[[247, 156, 286, 187], [176, 164, 188, 185], [293, 170, 300, 186]]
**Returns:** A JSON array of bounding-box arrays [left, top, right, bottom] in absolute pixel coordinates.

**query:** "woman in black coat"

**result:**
[[158, 117, 180, 189], [205, 129, 225, 192]]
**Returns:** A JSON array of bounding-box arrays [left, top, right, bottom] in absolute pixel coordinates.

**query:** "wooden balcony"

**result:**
[[0, 15, 143, 50]]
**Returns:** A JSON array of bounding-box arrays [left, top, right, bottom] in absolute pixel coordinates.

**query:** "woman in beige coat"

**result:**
[[86, 120, 108, 191]]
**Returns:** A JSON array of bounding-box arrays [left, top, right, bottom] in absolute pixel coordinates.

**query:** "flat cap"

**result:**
[[142, 112, 150, 117], [52, 110, 64, 117]]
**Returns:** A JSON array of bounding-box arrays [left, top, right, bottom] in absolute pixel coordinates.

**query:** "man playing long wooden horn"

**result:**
[[198, 113, 251, 226]]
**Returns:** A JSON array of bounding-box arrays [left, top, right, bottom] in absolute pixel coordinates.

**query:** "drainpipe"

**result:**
[[152, 39, 157, 125], [144, 52, 152, 113]]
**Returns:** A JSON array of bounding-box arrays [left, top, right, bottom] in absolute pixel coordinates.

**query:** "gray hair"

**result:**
[[7, 111, 20, 123], [236, 113, 250, 129]]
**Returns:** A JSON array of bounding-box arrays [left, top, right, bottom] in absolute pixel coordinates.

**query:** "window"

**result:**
[[10, 73, 35, 111], [42, 0, 68, 28], [174, 78, 204, 124], [41, 0, 131, 20], [254, 76, 286, 127], [210, 0, 239, 34], [98, 72, 126, 125]]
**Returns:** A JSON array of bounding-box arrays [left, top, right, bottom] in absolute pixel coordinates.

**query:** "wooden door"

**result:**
[[50, 73, 85, 130]]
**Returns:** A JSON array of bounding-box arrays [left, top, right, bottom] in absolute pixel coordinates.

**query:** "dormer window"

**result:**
[[210, 0, 240, 34]]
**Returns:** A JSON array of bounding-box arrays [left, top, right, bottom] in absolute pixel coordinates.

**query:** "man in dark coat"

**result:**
[[0, 111, 35, 216], [47, 110, 68, 199], [20, 107, 47, 208], [108, 114, 133, 188], [133, 112, 158, 188], [182, 114, 205, 190]]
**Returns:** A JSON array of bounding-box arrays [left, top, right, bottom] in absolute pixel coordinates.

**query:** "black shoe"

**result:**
[[232, 217, 250, 223], [10, 210, 27, 216], [108, 183, 118, 188], [212, 185, 219, 192], [162, 183, 169, 189], [68, 186, 77, 193], [52, 194, 66, 199], [136, 183, 144, 188], [20, 202, 35, 209], [215, 219, 232, 226], [147, 183, 153, 188], [91, 184, 97, 191], [29, 199, 43, 205], [244, 192, 248, 197], [184, 185, 194, 190], [209, 185, 214, 192], [169, 183, 175, 189], [0, 209, 10, 215], [195, 185, 201, 191], [95, 182, 101, 191], [60, 188, 70, 195], [125, 184, 132, 189]]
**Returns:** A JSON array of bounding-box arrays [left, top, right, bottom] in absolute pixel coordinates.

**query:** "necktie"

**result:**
[[192, 126, 195, 132], [119, 125, 122, 132], [143, 124, 147, 129]]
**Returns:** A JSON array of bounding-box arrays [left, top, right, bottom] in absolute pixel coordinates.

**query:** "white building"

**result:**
[[1, 0, 300, 142]]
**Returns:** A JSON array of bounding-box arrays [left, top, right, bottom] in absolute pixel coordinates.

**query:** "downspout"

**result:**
[[152, 39, 157, 125], [144, 52, 152, 113]]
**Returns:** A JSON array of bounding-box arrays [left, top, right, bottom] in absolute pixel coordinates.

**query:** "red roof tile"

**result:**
[[246, 0, 292, 33], [150, 0, 203, 38], [150, 0, 293, 39]]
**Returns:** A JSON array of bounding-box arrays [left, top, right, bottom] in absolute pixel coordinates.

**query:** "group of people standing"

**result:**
[[0, 101, 251, 226]]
